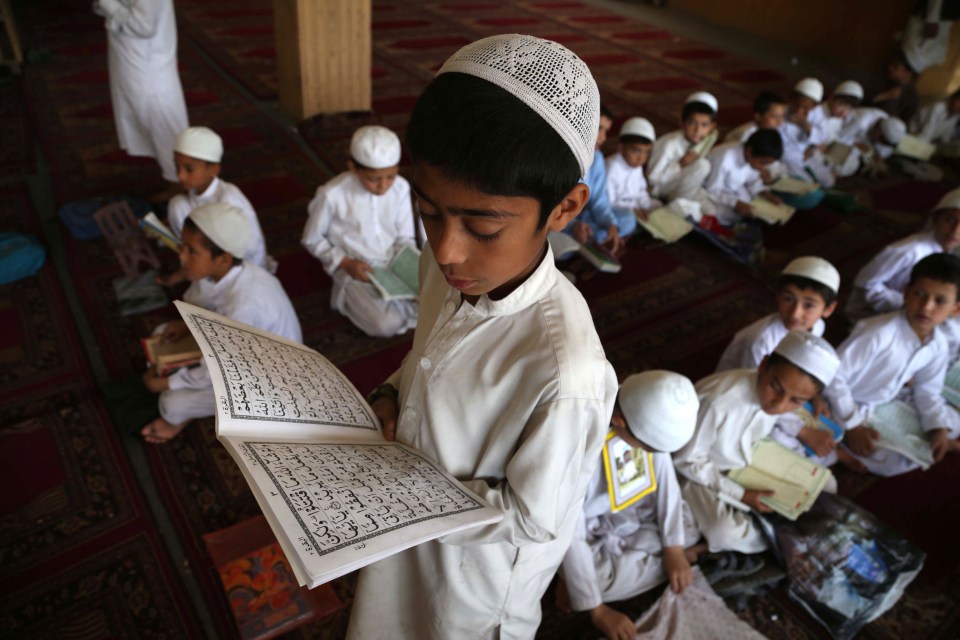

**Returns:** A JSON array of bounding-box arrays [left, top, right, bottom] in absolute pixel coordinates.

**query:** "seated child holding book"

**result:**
[[646, 92, 717, 207], [141, 203, 302, 443], [162, 126, 271, 285], [605, 117, 657, 220], [674, 331, 840, 553], [561, 371, 705, 640], [806, 81, 864, 181], [725, 91, 787, 185], [702, 129, 785, 228], [301, 125, 418, 338], [826, 253, 960, 476], [836, 107, 907, 172]]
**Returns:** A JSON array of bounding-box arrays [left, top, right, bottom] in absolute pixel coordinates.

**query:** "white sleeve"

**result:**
[[912, 346, 955, 432], [98, 0, 161, 38], [702, 155, 740, 209], [646, 137, 679, 187], [167, 361, 211, 390], [392, 180, 416, 247], [654, 455, 687, 548], [855, 247, 913, 313], [301, 187, 346, 276], [824, 329, 876, 429], [166, 195, 190, 240], [560, 513, 604, 612], [673, 400, 746, 502]]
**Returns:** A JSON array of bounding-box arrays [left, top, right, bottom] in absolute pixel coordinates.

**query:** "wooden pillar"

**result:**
[[274, 0, 372, 121]]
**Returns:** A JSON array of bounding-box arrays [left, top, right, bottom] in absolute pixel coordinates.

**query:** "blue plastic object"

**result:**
[[58, 195, 154, 240], [0, 233, 46, 285]]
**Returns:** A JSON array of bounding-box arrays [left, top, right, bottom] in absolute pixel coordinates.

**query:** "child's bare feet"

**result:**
[[141, 417, 189, 444]]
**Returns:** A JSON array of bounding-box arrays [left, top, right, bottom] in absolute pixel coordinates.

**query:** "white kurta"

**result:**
[[168, 176, 270, 270], [646, 130, 712, 201], [159, 261, 302, 424], [910, 100, 960, 143], [673, 370, 776, 553], [605, 152, 652, 211], [777, 119, 813, 180], [301, 172, 418, 337], [98, 0, 188, 183], [347, 244, 617, 640], [561, 451, 699, 611], [724, 122, 786, 183], [716, 313, 826, 373], [845, 230, 942, 323], [703, 142, 766, 226]]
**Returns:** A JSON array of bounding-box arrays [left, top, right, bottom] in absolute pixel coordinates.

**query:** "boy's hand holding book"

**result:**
[[845, 425, 880, 456], [604, 225, 622, 255], [340, 256, 374, 283], [679, 150, 699, 168], [929, 428, 951, 463], [160, 320, 190, 344], [572, 221, 591, 244], [798, 425, 837, 457], [734, 201, 754, 218], [742, 489, 775, 512], [758, 191, 784, 206], [142, 368, 170, 393]]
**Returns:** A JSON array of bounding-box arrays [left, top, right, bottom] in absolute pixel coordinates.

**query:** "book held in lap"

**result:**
[[369, 245, 420, 301]]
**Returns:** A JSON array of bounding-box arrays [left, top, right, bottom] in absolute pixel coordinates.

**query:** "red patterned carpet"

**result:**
[[4, 0, 959, 638]]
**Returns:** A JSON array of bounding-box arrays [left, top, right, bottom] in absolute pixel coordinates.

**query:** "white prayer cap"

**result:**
[[188, 202, 249, 258], [833, 80, 864, 100], [782, 256, 840, 294], [437, 34, 600, 174], [773, 330, 840, 387], [684, 91, 718, 113], [350, 125, 401, 169], [793, 78, 824, 103], [619, 371, 698, 453], [933, 187, 960, 212], [174, 127, 223, 163], [619, 117, 656, 142], [880, 117, 907, 145]]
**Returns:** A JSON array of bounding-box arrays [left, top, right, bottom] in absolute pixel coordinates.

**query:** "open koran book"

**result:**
[[770, 176, 820, 196], [140, 212, 180, 252], [636, 206, 694, 243], [727, 438, 833, 521], [867, 400, 934, 470], [173, 301, 503, 588], [749, 199, 796, 226], [369, 245, 420, 301], [895, 134, 936, 162], [690, 129, 719, 159]]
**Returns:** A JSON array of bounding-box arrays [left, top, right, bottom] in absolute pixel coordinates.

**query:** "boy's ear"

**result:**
[[821, 300, 838, 319], [546, 183, 590, 232], [347, 159, 357, 174]]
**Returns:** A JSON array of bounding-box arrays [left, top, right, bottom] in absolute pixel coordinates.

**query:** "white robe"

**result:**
[[673, 370, 775, 554], [301, 172, 418, 337], [845, 230, 942, 323], [703, 142, 766, 226], [646, 130, 712, 202], [98, 0, 188, 183], [837, 107, 897, 162], [716, 313, 826, 373], [605, 152, 652, 212], [159, 261, 302, 424], [167, 176, 271, 270], [347, 244, 617, 640], [561, 451, 699, 611], [724, 122, 786, 183], [910, 100, 960, 143]]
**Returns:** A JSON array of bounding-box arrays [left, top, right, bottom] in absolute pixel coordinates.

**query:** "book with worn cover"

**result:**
[[749, 199, 796, 225], [175, 301, 503, 589], [140, 212, 180, 252], [690, 129, 719, 159], [636, 207, 694, 243], [600, 431, 657, 513], [368, 245, 420, 301], [579, 240, 622, 273], [793, 401, 844, 457], [141, 333, 202, 376], [727, 438, 833, 520], [895, 134, 936, 161], [867, 400, 934, 469], [770, 176, 820, 196]]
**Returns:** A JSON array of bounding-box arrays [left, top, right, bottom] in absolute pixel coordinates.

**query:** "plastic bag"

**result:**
[[0, 233, 46, 285]]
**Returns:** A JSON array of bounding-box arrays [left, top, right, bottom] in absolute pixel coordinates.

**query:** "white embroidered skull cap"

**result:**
[[188, 202, 250, 259], [880, 117, 907, 146], [619, 371, 698, 453], [794, 78, 824, 103], [782, 256, 840, 294], [833, 80, 864, 100], [175, 126, 223, 163], [773, 330, 841, 387], [350, 125, 402, 169], [685, 91, 718, 113], [619, 117, 656, 142], [436, 34, 601, 174]]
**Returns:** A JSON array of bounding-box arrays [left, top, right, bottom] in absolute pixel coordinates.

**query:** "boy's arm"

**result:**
[[823, 332, 877, 430], [672, 404, 746, 503], [653, 454, 687, 549], [856, 247, 913, 313], [301, 188, 346, 276], [559, 513, 605, 612], [911, 348, 958, 433], [584, 159, 618, 230], [645, 137, 676, 187], [97, 0, 162, 38], [167, 360, 211, 391]]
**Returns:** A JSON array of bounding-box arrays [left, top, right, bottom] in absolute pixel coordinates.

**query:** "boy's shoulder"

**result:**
[[695, 368, 756, 402]]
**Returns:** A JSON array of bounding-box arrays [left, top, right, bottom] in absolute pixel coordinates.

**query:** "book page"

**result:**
[[728, 439, 830, 519], [369, 268, 416, 301], [141, 212, 180, 251], [223, 439, 503, 588], [637, 207, 694, 243], [726, 466, 811, 517], [750, 199, 796, 225], [770, 176, 819, 195], [175, 301, 381, 441], [390, 245, 420, 293], [867, 401, 934, 469], [895, 135, 936, 161], [691, 129, 718, 159], [826, 142, 854, 166]]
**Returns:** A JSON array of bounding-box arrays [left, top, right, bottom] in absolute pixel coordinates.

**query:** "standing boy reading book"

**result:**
[[674, 331, 840, 553], [347, 35, 618, 640], [561, 371, 705, 640], [647, 91, 718, 206], [605, 117, 657, 218], [140, 203, 301, 443], [826, 253, 960, 476], [301, 125, 418, 338]]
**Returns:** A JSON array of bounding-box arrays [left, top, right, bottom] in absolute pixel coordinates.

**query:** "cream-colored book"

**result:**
[[690, 129, 719, 159], [636, 207, 694, 243], [895, 134, 936, 161], [825, 142, 855, 167], [867, 400, 934, 470], [749, 199, 796, 226], [770, 176, 819, 195]]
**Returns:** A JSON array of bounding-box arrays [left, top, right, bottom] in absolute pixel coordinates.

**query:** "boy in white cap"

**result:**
[[161, 126, 271, 286], [301, 125, 418, 338], [837, 107, 907, 169], [702, 129, 785, 227], [647, 92, 718, 205], [846, 187, 960, 325], [605, 117, 657, 219], [717, 255, 840, 372], [827, 253, 960, 476], [910, 88, 960, 144], [140, 202, 302, 443], [777, 78, 827, 187], [808, 81, 864, 179], [560, 371, 705, 640], [674, 331, 841, 554], [348, 35, 617, 640]]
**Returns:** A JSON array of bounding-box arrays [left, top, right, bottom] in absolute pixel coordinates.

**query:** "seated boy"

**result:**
[[836, 107, 907, 171], [717, 256, 839, 372], [141, 203, 302, 443], [725, 91, 787, 145], [808, 81, 864, 179], [561, 371, 705, 640], [301, 125, 418, 338], [826, 253, 960, 476], [702, 129, 784, 228], [777, 78, 825, 184], [910, 88, 960, 144], [647, 91, 717, 205], [565, 104, 635, 255], [846, 187, 960, 324], [605, 117, 657, 219], [674, 331, 840, 553], [347, 35, 618, 640], [163, 126, 271, 285]]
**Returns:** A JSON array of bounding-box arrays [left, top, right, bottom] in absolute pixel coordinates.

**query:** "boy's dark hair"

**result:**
[[406, 72, 582, 230], [682, 101, 716, 122], [350, 157, 394, 172], [183, 218, 243, 266], [619, 134, 653, 146], [951, 88, 960, 101], [766, 352, 826, 392], [908, 253, 960, 292], [753, 91, 785, 115], [600, 103, 614, 121], [777, 274, 837, 306], [832, 94, 861, 108], [745, 129, 783, 160]]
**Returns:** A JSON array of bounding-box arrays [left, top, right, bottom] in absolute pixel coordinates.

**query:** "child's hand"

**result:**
[[371, 394, 400, 441], [798, 425, 837, 457], [760, 167, 774, 184], [662, 546, 693, 594], [604, 225, 622, 254], [930, 428, 951, 463], [340, 257, 373, 282], [142, 368, 169, 393], [845, 426, 880, 456], [734, 201, 754, 218], [742, 489, 775, 512], [588, 604, 636, 640], [810, 394, 832, 418], [634, 208, 650, 222], [572, 221, 592, 244], [679, 150, 699, 168], [160, 320, 189, 344], [803, 146, 816, 160]]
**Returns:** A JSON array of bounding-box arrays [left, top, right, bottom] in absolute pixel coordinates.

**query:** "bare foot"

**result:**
[[684, 543, 708, 564], [141, 417, 189, 444], [837, 447, 867, 473]]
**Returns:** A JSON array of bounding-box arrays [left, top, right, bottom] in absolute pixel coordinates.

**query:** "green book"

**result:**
[[369, 245, 421, 301]]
